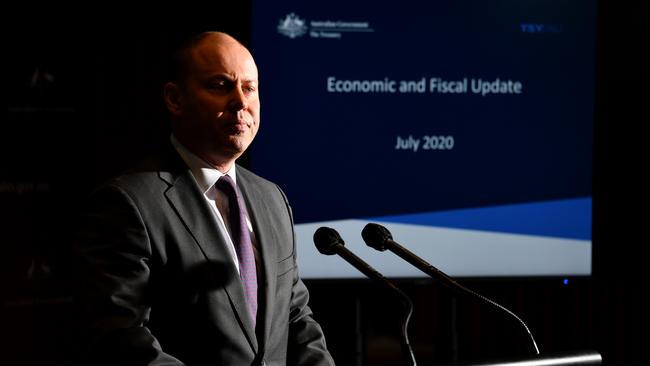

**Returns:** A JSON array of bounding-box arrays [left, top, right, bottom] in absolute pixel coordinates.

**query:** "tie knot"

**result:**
[[217, 174, 235, 187], [216, 174, 237, 196]]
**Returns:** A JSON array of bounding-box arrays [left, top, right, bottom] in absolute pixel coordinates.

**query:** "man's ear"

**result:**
[[163, 82, 183, 117]]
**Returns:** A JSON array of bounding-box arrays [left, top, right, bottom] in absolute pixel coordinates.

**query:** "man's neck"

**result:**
[[173, 134, 237, 173]]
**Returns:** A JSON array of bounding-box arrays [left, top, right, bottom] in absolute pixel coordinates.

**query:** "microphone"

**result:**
[[314, 227, 417, 366], [362, 223, 540, 356]]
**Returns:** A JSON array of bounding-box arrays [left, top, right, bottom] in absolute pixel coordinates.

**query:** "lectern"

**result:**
[[437, 350, 602, 366]]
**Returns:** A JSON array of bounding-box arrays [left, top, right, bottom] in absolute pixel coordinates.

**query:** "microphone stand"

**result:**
[[362, 224, 540, 356], [395, 239, 538, 355], [331, 244, 418, 366], [314, 227, 417, 365]]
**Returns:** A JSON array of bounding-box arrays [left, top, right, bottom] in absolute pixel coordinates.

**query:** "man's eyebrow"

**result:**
[[206, 73, 234, 81], [206, 74, 257, 83]]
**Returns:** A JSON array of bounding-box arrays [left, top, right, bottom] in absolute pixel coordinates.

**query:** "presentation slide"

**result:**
[[251, 0, 595, 278]]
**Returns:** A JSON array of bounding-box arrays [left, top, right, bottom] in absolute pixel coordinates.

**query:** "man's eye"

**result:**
[[209, 82, 227, 90], [206, 79, 233, 91]]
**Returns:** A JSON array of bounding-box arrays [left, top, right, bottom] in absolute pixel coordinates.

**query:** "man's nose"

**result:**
[[228, 87, 248, 112]]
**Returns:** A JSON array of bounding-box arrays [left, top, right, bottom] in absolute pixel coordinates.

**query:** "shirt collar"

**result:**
[[170, 134, 237, 194]]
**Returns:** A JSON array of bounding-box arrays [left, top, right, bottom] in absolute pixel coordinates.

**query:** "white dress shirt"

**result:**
[[170, 135, 257, 274]]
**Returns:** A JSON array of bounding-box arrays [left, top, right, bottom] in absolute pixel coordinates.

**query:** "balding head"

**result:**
[[169, 32, 255, 85]]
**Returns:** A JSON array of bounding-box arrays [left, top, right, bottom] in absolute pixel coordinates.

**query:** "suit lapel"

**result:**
[[159, 153, 259, 352], [237, 168, 278, 354]]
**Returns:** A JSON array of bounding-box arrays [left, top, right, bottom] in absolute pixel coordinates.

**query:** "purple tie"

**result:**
[[215, 175, 258, 325]]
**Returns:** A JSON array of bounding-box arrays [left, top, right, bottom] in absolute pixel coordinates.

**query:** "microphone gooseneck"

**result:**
[[362, 223, 540, 356], [314, 227, 417, 366]]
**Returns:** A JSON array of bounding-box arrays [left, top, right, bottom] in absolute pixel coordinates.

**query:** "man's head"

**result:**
[[163, 32, 260, 172]]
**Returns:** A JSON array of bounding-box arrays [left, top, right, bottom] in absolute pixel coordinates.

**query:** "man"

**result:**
[[74, 32, 335, 366]]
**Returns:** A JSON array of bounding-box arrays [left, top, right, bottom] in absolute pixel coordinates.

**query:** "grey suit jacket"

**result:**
[[74, 146, 334, 366]]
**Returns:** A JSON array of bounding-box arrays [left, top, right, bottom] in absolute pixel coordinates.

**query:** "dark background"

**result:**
[[2, 1, 647, 365]]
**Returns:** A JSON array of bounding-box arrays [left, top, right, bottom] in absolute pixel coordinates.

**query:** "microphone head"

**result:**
[[362, 223, 393, 251], [313, 227, 345, 255]]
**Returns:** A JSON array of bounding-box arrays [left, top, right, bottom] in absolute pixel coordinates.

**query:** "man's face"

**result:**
[[169, 34, 260, 167]]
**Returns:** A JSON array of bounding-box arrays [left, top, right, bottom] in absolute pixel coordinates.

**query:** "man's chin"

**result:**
[[220, 136, 251, 156]]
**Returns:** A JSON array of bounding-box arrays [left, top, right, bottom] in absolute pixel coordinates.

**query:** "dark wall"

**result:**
[[3, 1, 647, 365]]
